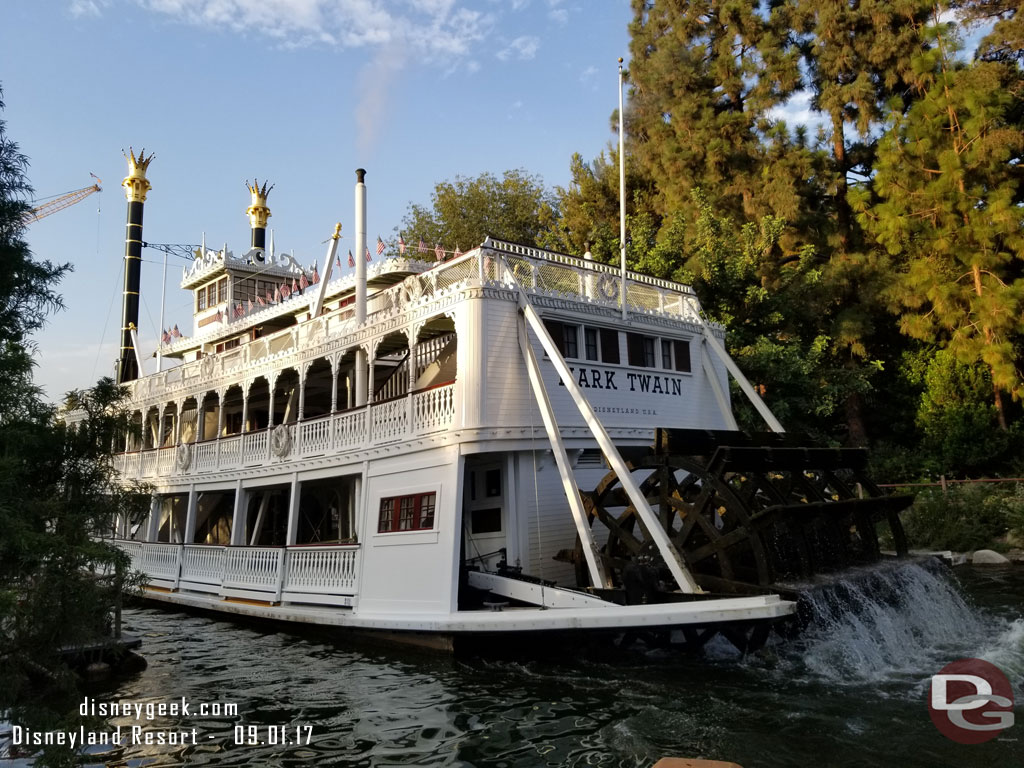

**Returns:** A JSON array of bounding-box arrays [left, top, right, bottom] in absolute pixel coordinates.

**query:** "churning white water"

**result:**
[[784, 559, 1024, 685]]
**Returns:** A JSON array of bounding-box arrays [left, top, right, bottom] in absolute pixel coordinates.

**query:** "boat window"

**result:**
[[627, 333, 657, 367], [485, 468, 502, 497], [471, 507, 501, 534], [584, 328, 599, 360], [673, 340, 691, 373], [661, 339, 673, 370], [378, 492, 436, 533], [542, 319, 566, 356], [562, 324, 579, 358]]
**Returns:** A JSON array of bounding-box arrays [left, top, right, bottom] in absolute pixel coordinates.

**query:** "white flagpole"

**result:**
[[618, 57, 627, 319], [156, 247, 167, 372]]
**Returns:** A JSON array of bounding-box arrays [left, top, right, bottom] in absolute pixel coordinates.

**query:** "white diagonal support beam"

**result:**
[[516, 311, 610, 590], [701, 341, 739, 431], [699, 324, 785, 434]]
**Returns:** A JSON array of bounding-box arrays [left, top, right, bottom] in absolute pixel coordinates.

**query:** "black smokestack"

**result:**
[[118, 148, 153, 384]]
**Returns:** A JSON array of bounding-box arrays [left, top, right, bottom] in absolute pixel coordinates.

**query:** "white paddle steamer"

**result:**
[[89, 152, 798, 650]]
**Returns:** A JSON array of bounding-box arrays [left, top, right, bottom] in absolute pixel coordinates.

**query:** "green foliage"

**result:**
[[857, 20, 1024, 407], [681, 191, 873, 438], [0, 87, 149, 765], [902, 483, 1022, 552], [915, 350, 1018, 473], [397, 169, 557, 255]]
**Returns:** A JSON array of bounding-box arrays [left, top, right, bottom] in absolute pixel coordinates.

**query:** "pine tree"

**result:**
[[858, 20, 1024, 428], [626, 0, 805, 225]]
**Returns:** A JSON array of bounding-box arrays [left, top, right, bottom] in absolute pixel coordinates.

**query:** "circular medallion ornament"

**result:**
[[199, 355, 216, 379], [402, 275, 423, 304], [596, 272, 619, 301], [271, 424, 293, 458], [174, 442, 192, 472], [309, 318, 326, 346]]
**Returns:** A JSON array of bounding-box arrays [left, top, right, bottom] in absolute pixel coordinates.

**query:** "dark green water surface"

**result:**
[[31, 563, 1024, 766]]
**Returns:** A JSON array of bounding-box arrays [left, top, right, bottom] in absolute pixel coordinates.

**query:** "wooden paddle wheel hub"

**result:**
[[562, 429, 912, 603]]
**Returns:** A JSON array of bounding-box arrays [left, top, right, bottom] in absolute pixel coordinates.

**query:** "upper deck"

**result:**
[[110, 238, 729, 485]]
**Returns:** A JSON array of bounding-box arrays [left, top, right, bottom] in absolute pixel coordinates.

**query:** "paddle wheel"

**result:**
[[563, 429, 912, 606]]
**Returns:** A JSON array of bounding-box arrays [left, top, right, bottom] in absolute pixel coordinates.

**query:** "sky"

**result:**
[[2, 0, 632, 401]]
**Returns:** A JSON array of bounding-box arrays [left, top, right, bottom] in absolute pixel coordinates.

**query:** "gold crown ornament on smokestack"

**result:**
[[246, 179, 273, 253], [122, 147, 154, 203]]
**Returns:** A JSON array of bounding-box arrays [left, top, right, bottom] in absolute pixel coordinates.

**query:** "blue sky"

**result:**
[[3, 0, 631, 400]]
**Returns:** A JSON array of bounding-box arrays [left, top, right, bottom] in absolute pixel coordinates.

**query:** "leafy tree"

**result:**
[[397, 169, 557, 255], [681, 192, 864, 438], [0, 87, 149, 766], [626, 0, 805, 225], [857, 21, 1024, 429]]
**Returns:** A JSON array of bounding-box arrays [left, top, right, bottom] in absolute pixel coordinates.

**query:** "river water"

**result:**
[[15, 561, 1024, 767]]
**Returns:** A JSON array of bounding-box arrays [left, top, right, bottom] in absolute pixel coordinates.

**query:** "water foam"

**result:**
[[787, 559, 996, 684]]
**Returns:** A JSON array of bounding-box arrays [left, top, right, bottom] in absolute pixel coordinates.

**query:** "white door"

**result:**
[[462, 461, 506, 571]]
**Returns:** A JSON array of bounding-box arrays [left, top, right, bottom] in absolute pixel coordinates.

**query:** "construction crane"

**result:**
[[27, 177, 102, 223]]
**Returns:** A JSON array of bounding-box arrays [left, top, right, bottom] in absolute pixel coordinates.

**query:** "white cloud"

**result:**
[[115, 0, 495, 153], [496, 35, 540, 62], [132, 1, 493, 58], [69, 0, 110, 16], [548, 8, 568, 24]]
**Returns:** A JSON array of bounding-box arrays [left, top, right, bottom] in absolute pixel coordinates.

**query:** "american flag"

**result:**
[[257, 294, 266, 306], [454, 244, 463, 259], [247, 299, 254, 313], [348, 250, 355, 267], [281, 282, 291, 299], [365, 246, 372, 262], [312, 265, 320, 284], [377, 235, 385, 256], [266, 288, 273, 304], [274, 285, 282, 302], [234, 303, 243, 318], [292, 277, 299, 294], [161, 329, 172, 345], [434, 243, 444, 260], [335, 253, 342, 270], [171, 324, 181, 338], [300, 271, 309, 291], [418, 237, 427, 254], [398, 234, 406, 255]]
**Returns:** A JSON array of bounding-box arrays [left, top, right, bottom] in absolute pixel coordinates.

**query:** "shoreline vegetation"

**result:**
[[1, 0, 1022, 763]]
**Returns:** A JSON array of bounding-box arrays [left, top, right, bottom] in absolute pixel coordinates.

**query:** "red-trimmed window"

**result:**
[[378, 492, 436, 533]]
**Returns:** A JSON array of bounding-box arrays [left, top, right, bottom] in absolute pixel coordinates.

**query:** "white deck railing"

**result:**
[[106, 540, 360, 608], [115, 383, 455, 480], [180, 544, 226, 593]]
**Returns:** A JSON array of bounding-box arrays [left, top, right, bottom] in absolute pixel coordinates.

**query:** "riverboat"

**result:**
[[86, 152, 909, 652]]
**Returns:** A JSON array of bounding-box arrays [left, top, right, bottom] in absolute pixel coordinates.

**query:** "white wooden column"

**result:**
[[230, 479, 246, 545], [146, 495, 161, 541], [267, 374, 276, 428], [330, 357, 339, 412], [183, 485, 198, 544], [284, 473, 301, 545], [216, 390, 226, 437], [297, 365, 307, 421], [240, 383, 249, 433]]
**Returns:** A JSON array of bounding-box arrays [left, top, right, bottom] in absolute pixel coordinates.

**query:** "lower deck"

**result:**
[[111, 541, 792, 643]]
